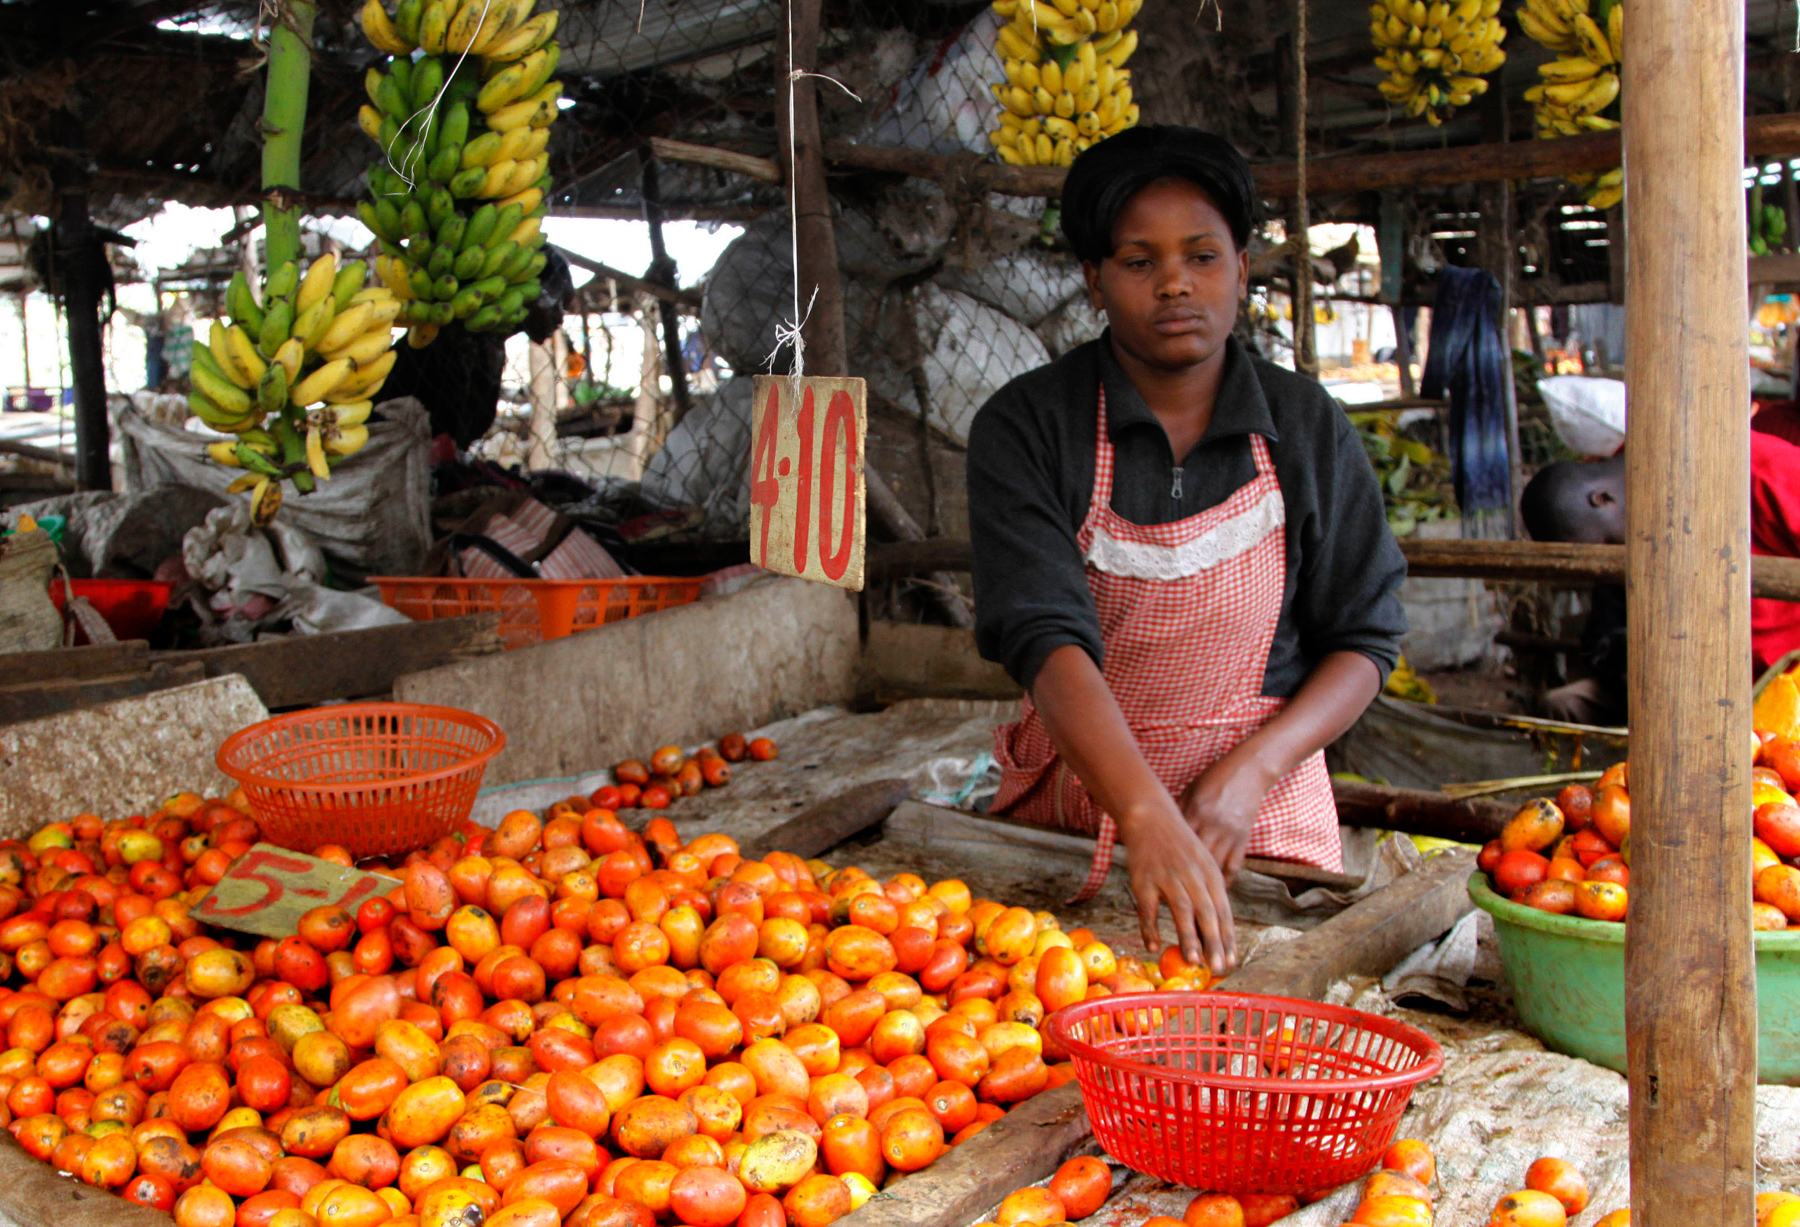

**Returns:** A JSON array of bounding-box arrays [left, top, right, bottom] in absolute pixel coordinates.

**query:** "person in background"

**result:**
[[966, 126, 1407, 975], [1521, 426, 1800, 723]]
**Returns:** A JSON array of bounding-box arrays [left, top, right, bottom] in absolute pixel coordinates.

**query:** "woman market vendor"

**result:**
[[967, 126, 1407, 976]]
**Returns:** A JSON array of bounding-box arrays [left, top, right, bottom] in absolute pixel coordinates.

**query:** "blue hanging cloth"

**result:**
[[1421, 265, 1511, 521]]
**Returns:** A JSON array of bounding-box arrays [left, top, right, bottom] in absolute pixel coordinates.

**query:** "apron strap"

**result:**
[[1054, 762, 1118, 904]]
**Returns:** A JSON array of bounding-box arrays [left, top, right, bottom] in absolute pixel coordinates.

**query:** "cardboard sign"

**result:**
[[749, 375, 866, 591], [194, 844, 401, 938]]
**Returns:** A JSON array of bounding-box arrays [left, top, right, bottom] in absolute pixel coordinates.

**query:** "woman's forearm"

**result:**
[[1224, 650, 1382, 785], [1030, 645, 1174, 834]]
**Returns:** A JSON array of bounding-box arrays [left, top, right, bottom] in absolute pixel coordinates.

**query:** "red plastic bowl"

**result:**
[[48, 580, 171, 643], [1046, 991, 1443, 1194]]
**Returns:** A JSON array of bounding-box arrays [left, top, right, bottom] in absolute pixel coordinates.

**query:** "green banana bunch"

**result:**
[[358, 0, 561, 345], [1519, 0, 1624, 209], [987, 0, 1139, 167], [1368, 0, 1506, 127], [197, 252, 401, 502]]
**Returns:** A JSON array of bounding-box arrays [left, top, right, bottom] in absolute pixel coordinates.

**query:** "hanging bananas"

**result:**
[[986, 0, 1141, 168], [1370, 0, 1506, 128], [196, 252, 399, 510], [357, 0, 559, 345], [1520, 0, 1624, 210]]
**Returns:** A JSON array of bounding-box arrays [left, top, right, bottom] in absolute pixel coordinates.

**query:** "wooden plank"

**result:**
[[866, 538, 973, 581], [835, 848, 1479, 1227], [778, 0, 850, 376], [1622, 0, 1757, 1217], [739, 778, 911, 861], [1750, 252, 1800, 284], [1400, 539, 1800, 600], [156, 613, 503, 710], [551, 245, 702, 310], [0, 640, 148, 685], [0, 660, 205, 726], [648, 137, 783, 184], [748, 375, 867, 591], [1331, 780, 1513, 846], [827, 112, 1800, 200], [1220, 847, 1478, 1000]]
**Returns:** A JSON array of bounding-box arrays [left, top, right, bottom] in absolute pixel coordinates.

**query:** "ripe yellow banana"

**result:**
[[327, 426, 371, 456], [417, 0, 451, 53], [273, 338, 304, 386], [330, 402, 375, 428], [291, 358, 357, 407], [306, 427, 331, 481], [328, 351, 399, 400], [499, 186, 544, 215], [209, 322, 253, 389], [296, 254, 338, 313], [314, 302, 376, 356], [360, 0, 413, 54], [482, 10, 557, 61], [324, 329, 394, 367], [225, 325, 267, 386]]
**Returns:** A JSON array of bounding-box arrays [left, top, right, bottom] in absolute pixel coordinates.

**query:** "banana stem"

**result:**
[[262, 0, 317, 276]]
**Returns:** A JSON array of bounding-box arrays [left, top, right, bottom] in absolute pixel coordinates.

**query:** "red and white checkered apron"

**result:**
[[991, 386, 1342, 901]]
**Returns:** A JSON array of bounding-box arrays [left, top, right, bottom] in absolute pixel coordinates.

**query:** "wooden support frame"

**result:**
[[1622, 0, 1757, 1217]]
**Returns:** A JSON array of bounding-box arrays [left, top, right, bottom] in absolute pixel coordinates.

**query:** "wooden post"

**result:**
[[638, 153, 692, 425], [1622, 0, 1756, 1220], [1274, 17, 1316, 377], [775, 0, 848, 375], [527, 341, 556, 471], [49, 161, 109, 492]]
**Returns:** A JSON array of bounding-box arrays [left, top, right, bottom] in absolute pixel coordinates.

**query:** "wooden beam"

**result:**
[[1, 640, 148, 685], [1220, 846, 1477, 1000], [738, 778, 911, 861], [777, 0, 848, 376], [1331, 780, 1512, 846], [870, 535, 1800, 601], [0, 661, 205, 727], [1750, 252, 1800, 283], [1623, 0, 1756, 1218], [0, 436, 73, 467], [154, 613, 503, 710], [1400, 538, 1800, 600], [826, 112, 1800, 201], [647, 137, 782, 184], [551, 245, 701, 311], [834, 847, 1478, 1227]]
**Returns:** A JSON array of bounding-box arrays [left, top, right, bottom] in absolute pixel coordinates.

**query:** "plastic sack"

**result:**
[[117, 398, 433, 584], [862, 8, 1003, 155], [639, 377, 754, 539], [1539, 374, 1627, 458]]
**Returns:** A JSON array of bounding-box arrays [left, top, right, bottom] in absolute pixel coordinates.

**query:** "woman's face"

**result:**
[[1083, 177, 1249, 373]]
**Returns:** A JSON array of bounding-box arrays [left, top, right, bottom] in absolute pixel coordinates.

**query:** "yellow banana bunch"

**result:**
[[988, 0, 1137, 167], [1520, 0, 1624, 208], [1369, 0, 1505, 127], [197, 253, 398, 501]]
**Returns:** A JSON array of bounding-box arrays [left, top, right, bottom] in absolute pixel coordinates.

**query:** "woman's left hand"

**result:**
[[1179, 750, 1278, 883]]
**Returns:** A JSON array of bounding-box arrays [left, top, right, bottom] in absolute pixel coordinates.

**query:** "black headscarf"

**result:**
[[1060, 125, 1259, 264]]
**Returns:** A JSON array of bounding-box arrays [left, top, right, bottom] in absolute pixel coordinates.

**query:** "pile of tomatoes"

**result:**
[[600, 736, 776, 813], [0, 778, 1212, 1227], [1476, 766, 1632, 924]]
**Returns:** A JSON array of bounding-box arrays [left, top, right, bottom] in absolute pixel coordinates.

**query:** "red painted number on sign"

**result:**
[[751, 383, 782, 567], [197, 848, 321, 917], [819, 390, 857, 581]]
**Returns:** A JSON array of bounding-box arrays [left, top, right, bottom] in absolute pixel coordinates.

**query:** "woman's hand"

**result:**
[[1116, 799, 1236, 974], [1179, 750, 1278, 885]]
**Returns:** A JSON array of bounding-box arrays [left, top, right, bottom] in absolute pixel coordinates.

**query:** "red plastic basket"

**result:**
[[1047, 992, 1443, 1194], [370, 576, 703, 650], [216, 703, 505, 861]]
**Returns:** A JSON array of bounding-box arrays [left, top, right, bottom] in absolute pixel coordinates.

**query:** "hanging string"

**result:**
[[768, 1, 859, 379]]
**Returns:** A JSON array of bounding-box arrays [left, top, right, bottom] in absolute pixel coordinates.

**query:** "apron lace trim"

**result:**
[[1082, 487, 1286, 581]]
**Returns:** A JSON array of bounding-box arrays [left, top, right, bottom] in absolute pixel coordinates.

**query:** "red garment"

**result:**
[[1753, 428, 1800, 671], [1754, 400, 1800, 450], [989, 385, 1341, 902]]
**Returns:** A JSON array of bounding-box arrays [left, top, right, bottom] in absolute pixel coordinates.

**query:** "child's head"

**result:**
[[1061, 126, 1258, 373], [1521, 453, 1627, 544]]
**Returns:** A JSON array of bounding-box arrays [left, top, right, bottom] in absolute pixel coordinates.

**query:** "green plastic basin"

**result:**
[[1468, 872, 1800, 1084]]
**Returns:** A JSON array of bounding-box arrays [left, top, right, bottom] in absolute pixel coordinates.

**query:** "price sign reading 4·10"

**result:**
[[749, 374, 867, 591]]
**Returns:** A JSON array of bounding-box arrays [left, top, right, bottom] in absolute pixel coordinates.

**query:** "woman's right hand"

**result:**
[[1116, 798, 1237, 975]]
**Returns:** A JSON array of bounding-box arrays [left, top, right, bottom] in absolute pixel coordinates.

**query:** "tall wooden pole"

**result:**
[[1622, 0, 1756, 1221], [1287, 3, 1315, 377], [775, 0, 848, 375]]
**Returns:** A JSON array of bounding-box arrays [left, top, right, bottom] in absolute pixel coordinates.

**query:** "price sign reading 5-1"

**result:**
[[749, 375, 866, 591]]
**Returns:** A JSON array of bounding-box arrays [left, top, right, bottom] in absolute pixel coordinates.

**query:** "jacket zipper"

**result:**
[[1171, 465, 1184, 501]]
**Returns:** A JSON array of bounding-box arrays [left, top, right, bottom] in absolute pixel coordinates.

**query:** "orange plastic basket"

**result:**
[[370, 576, 703, 650], [216, 703, 505, 861], [1047, 992, 1443, 1194]]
